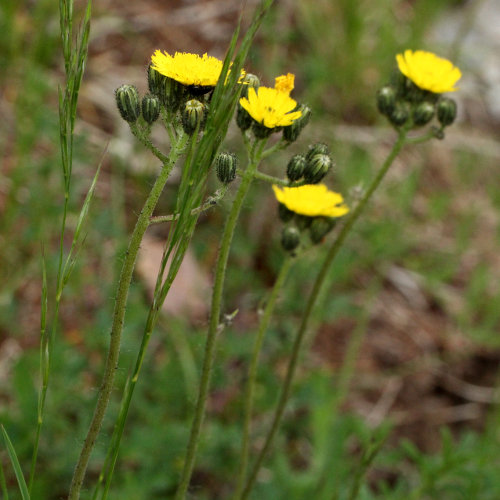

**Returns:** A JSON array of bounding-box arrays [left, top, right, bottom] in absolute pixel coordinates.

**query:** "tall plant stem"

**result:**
[[234, 255, 294, 498], [68, 133, 188, 500], [175, 140, 266, 500], [241, 129, 409, 498]]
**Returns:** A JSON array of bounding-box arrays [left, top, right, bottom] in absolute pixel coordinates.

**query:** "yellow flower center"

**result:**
[[274, 73, 295, 95]]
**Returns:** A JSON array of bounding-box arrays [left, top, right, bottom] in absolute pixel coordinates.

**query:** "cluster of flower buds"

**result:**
[[377, 80, 457, 132], [286, 143, 334, 185], [273, 141, 348, 253], [376, 50, 460, 134], [115, 63, 213, 136], [276, 184, 345, 254]]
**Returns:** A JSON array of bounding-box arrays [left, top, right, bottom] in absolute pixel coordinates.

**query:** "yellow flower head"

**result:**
[[239, 87, 302, 128], [274, 73, 295, 95], [396, 50, 462, 94], [151, 50, 224, 87], [272, 184, 349, 218]]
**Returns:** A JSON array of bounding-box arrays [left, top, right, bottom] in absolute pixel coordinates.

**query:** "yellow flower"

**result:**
[[272, 184, 349, 218], [274, 73, 295, 95], [239, 87, 302, 128], [396, 50, 462, 94], [151, 50, 224, 87]]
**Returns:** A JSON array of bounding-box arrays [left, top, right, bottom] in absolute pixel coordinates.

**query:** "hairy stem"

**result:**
[[68, 133, 188, 499], [241, 129, 409, 498], [175, 139, 266, 500]]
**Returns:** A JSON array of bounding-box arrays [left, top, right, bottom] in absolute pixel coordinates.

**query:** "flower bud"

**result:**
[[182, 99, 205, 135], [281, 225, 301, 252], [278, 203, 294, 223], [412, 101, 435, 126], [304, 153, 333, 184], [436, 97, 457, 127], [215, 152, 237, 184], [161, 76, 185, 113], [141, 94, 161, 125], [296, 215, 313, 230], [286, 154, 306, 182], [236, 104, 253, 131], [388, 102, 409, 127], [115, 84, 141, 123], [283, 104, 312, 143], [309, 217, 336, 244], [240, 73, 260, 99], [252, 122, 274, 139], [147, 65, 164, 97], [305, 143, 330, 163], [376, 86, 396, 116]]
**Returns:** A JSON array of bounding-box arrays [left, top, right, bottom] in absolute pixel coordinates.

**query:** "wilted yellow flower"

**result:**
[[272, 184, 349, 218], [151, 50, 223, 87], [239, 87, 302, 128], [274, 73, 295, 95], [396, 50, 461, 94]]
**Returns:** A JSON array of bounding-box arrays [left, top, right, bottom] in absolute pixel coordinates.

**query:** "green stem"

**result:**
[[234, 255, 294, 499], [174, 139, 266, 500], [130, 123, 170, 164], [249, 170, 306, 187], [241, 129, 409, 498], [149, 186, 229, 224], [68, 132, 188, 500]]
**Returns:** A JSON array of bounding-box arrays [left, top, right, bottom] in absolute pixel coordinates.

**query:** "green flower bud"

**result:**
[[436, 97, 457, 127], [388, 102, 409, 127], [286, 154, 307, 182], [236, 104, 253, 131], [305, 143, 330, 163], [141, 94, 161, 125], [296, 214, 313, 230], [182, 99, 206, 135], [161, 76, 185, 113], [412, 101, 435, 126], [240, 73, 260, 98], [278, 203, 294, 223], [309, 216, 336, 244], [252, 122, 274, 139], [115, 84, 141, 123], [147, 65, 164, 97], [281, 225, 301, 252], [376, 86, 396, 116], [304, 153, 333, 184], [215, 152, 237, 184], [283, 104, 312, 143]]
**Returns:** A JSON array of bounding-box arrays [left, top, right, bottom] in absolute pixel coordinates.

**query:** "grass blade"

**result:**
[[1, 425, 30, 500]]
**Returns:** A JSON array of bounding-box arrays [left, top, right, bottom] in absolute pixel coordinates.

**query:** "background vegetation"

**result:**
[[1, 0, 499, 498]]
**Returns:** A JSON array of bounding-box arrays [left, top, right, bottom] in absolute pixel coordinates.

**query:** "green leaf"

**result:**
[[1, 425, 30, 500]]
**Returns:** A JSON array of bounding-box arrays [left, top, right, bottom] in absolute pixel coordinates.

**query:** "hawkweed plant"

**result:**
[[0, 0, 464, 495]]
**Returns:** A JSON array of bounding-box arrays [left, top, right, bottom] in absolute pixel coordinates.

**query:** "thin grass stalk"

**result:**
[[345, 432, 388, 500], [241, 129, 409, 498], [29, 0, 92, 491], [68, 133, 189, 500], [234, 255, 294, 498]]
